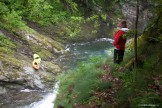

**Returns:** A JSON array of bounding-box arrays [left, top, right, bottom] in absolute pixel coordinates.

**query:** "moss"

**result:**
[[0, 53, 5, 60], [0, 34, 16, 55], [51, 40, 64, 51], [28, 33, 63, 60], [37, 49, 54, 60], [42, 61, 61, 74], [41, 72, 56, 82], [27, 30, 65, 58], [32, 31, 65, 51], [29, 43, 41, 52], [1, 55, 23, 71], [0, 47, 16, 55]]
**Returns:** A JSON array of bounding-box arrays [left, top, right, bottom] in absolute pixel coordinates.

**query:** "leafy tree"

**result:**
[[0, 2, 9, 15], [23, 0, 53, 25]]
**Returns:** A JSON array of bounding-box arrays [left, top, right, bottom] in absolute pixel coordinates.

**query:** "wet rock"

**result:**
[[16, 30, 65, 55], [0, 86, 6, 94], [41, 61, 61, 74], [23, 66, 45, 89], [0, 55, 62, 90], [0, 89, 47, 108]]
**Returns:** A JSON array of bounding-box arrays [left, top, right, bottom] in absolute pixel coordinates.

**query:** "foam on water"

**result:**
[[30, 82, 59, 108]]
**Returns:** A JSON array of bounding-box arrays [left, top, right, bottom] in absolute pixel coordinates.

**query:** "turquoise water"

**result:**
[[56, 38, 114, 69]]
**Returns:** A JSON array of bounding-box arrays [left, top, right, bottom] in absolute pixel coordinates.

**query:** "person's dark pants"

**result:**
[[114, 49, 125, 64]]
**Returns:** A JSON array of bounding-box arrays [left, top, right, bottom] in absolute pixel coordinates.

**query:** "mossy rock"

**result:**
[[39, 71, 56, 83], [1, 55, 23, 70], [0, 34, 16, 55], [31, 31, 65, 52], [41, 61, 61, 74], [37, 49, 54, 60], [0, 47, 16, 55], [0, 53, 5, 60], [15, 28, 65, 55]]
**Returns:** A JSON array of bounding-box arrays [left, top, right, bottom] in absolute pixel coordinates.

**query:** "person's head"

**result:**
[[117, 20, 127, 28]]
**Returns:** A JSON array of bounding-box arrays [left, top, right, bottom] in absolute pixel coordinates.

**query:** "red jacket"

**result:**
[[113, 30, 127, 50]]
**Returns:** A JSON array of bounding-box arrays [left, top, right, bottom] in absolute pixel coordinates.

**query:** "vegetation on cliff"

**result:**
[[54, 0, 162, 107], [0, 0, 124, 42], [0, 0, 162, 107]]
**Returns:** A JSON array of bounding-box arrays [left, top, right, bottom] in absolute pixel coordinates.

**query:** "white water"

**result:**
[[20, 89, 38, 92], [29, 82, 59, 108]]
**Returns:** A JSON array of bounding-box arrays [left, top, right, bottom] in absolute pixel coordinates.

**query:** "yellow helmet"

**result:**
[[33, 54, 41, 64]]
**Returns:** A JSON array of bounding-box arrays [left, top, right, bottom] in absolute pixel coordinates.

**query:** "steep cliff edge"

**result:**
[[0, 26, 65, 91]]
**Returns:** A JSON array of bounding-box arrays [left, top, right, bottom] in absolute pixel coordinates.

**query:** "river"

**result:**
[[55, 38, 114, 70], [0, 38, 114, 108]]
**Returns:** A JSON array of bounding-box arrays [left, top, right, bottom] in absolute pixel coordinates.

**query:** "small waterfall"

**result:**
[[29, 82, 59, 108]]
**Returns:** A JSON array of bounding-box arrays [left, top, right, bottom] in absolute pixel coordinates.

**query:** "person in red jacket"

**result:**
[[113, 20, 129, 64]]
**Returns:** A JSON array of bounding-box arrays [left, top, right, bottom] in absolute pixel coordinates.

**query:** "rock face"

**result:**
[[0, 55, 62, 91], [0, 28, 64, 92], [121, 1, 153, 30]]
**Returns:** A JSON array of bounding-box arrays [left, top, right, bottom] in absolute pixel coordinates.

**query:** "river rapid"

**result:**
[[0, 38, 114, 108]]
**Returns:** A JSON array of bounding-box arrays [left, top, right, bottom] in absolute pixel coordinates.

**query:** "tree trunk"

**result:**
[[134, 0, 139, 67]]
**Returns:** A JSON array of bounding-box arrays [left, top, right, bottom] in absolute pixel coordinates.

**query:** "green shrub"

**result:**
[[0, 2, 9, 14], [2, 10, 26, 30], [55, 57, 105, 107]]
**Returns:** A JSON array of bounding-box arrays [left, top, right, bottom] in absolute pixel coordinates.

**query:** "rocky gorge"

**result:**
[[0, 0, 157, 107]]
